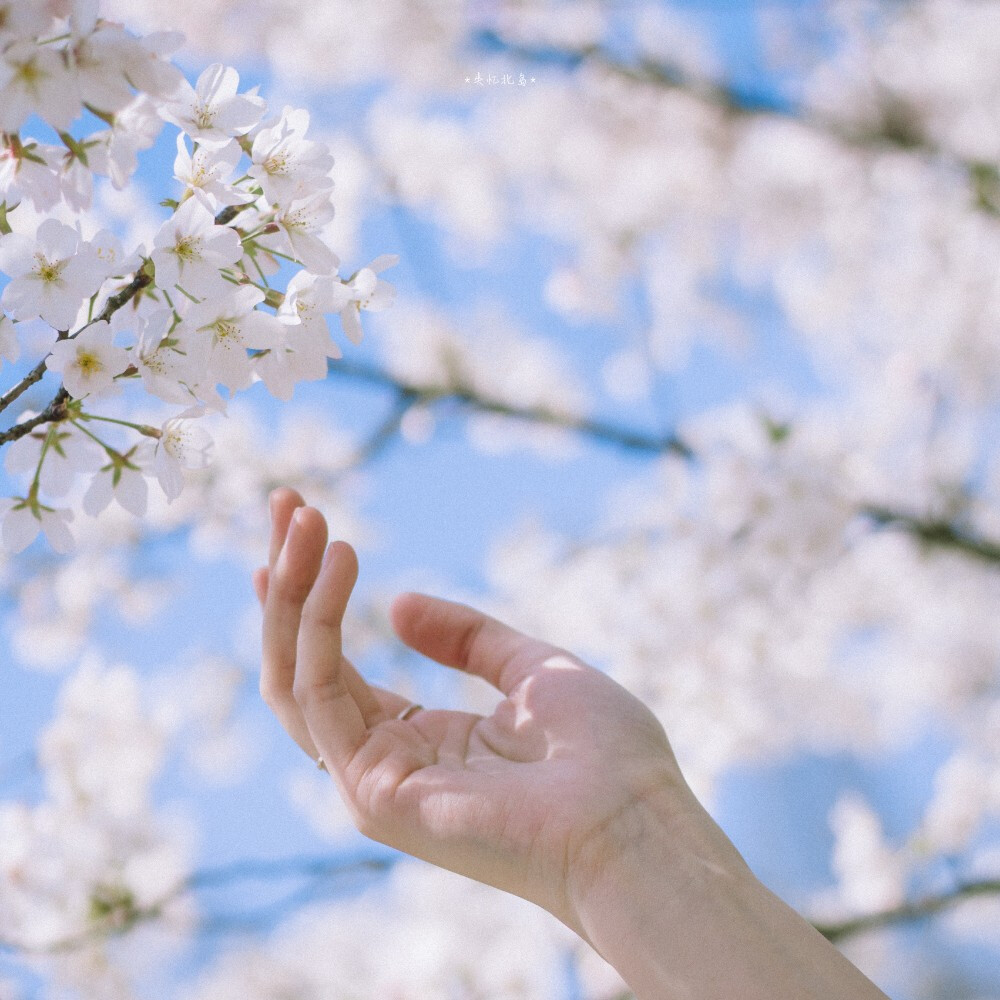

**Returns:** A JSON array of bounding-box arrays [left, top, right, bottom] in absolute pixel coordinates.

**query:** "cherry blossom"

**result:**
[[5, 419, 103, 497], [0, 5, 386, 549], [335, 254, 399, 344], [249, 105, 334, 206], [184, 284, 284, 391], [150, 195, 243, 297], [0, 497, 75, 554], [160, 62, 266, 146], [0, 219, 109, 331], [173, 135, 251, 209], [153, 409, 214, 501], [277, 269, 344, 356], [88, 94, 166, 190], [254, 323, 329, 400], [267, 189, 338, 273], [130, 307, 207, 404], [82, 441, 153, 517], [0, 40, 79, 132], [46, 320, 130, 398], [0, 2, 51, 40]]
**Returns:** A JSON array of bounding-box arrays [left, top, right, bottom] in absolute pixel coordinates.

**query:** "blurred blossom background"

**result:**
[[3, 1, 1000, 997]]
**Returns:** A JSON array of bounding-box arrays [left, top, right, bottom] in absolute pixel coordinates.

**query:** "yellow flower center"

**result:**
[[193, 103, 217, 130], [34, 254, 66, 284], [14, 58, 42, 89], [264, 152, 288, 176], [212, 320, 240, 345], [76, 351, 103, 377], [172, 235, 203, 262]]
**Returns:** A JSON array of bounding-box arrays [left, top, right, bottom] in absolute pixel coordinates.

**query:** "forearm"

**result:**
[[571, 793, 891, 1000]]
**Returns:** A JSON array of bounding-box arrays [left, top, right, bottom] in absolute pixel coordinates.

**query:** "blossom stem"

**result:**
[[28, 425, 56, 498], [35, 32, 71, 45], [70, 418, 118, 457], [171, 284, 201, 305], [246, 250, 271, 288], [258, 247, 300, 265], [78, 413, 161, 438]]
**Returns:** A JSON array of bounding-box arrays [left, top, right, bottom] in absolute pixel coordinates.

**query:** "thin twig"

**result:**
[[0, 853, 395, 956], [324, 359, 1000, 566], [326, 359, 692, 458], [0, 849, 995, 956], [863, 506, 1000, 565], [0, 271, 152, 445], [815, 878, 1000, 942], [0, 387, 69, 446]]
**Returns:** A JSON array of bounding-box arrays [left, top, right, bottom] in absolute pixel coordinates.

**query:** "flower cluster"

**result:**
[[0, 658, 191, 955], [0, 2, 396, 552]]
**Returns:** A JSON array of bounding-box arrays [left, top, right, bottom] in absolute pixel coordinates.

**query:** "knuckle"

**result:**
[[292, 674, 345, 709], [258, 674, 282, 707], [352, 808, 377, 840], [270, 564, 312, 606], [455, 618, 484, 668], [299, 601, 337, 631]]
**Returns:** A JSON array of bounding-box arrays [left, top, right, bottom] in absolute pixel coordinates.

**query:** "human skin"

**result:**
[[255, 487, 891, 1000]]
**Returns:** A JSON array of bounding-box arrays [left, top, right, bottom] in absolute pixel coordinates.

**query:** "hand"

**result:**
[[256, 488, 892, 1000], [255, 488, 704, 936]]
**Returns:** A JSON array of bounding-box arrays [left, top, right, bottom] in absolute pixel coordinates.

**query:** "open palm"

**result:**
[[256, 488, 689, 934]]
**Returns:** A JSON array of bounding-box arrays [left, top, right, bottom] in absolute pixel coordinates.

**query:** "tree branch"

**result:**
[[0, 270, 152, 445], [1, 846, 995, 960], [344, 386, 422, 472], [0, 853, 396, 956], [476, 31, 1000, 212], [0, 387, 69, 446], [814, 877, 1000, 943], [0, 354, 52, 416], [863, 505, 1000, 565], [325, 359, 692, 459], [325, 359, 1000, 565]]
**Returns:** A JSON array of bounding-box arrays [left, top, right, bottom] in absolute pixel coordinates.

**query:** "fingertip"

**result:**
[[285, 505, 329, 557], [268, 488, 307, 568], [269, 486, 304, 516], [389, 591, 429, 641], [252, 566, 268, 606], [322, 539, 359, 589]]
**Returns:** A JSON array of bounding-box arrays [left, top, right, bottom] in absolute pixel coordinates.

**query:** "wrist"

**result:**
[[567, 782, 890, 1000], [568, 779, 751, 946]]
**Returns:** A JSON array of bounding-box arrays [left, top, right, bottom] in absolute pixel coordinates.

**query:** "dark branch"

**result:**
[[94, 270, 152, 324], [815, 878, 1000, 943], [0, 271, 152, 446], [0, 853, 396, 956], [0, 387, 69, 446], [326, 359, 692, 459], [325, 359, 1000, 565], [0, 355, 51, 416], [1, 845, 995, 959], [476, 31, 999, 211], [863, 505, 1000, 565], [345, 387, 422, 472]]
